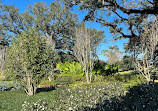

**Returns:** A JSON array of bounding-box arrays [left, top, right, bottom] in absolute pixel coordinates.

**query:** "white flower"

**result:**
[[70, 95, 73, 98], [69, 107, 73, 110], [68, 89, 71, 92]]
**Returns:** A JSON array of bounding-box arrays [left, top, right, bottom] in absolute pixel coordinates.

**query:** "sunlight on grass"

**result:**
[[118, 70, 133, 75]]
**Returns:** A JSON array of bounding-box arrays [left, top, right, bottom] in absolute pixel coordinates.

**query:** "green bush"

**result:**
[[104, 64, 119, 76], [22, 99, 49, 111], [93, 61, 106, 75], [22, 82, 125, 110], [56, 61, 84, 75]]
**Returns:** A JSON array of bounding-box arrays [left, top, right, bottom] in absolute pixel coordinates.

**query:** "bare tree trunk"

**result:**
[[26, 71, 34, 96], [0, 47, 6, 80], [73, 25, 97, 84], [85, 70, 90, 84], [135, 17, 158, 84], [45, 33, 55, 81]]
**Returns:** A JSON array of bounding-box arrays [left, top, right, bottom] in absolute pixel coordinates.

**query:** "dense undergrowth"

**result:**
[[0, 71, 151, 111]]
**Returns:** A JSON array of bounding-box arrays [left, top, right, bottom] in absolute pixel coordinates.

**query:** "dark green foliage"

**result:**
[[118, 55, 135, 71], [40, 74, 86, 86], [104, 64, 119, 76], [92, 60, 106, 75], [56, 75, 86, 85], [93, 61, 120, 76], [4, 28, 53, 95], [19, 83, 158, 111], [56, 51, 76, 63], [90, 84, 158, 111]]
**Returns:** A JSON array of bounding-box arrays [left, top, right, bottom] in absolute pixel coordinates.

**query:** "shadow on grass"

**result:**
[[84, 83, 158, 111], [36, 86, 55, 93]]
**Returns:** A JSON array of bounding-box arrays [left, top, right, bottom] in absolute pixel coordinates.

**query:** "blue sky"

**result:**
[[1, 0, 129, 61]]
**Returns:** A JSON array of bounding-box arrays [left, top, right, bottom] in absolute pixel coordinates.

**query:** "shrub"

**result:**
[[104, 64, 119, 76], [56, 61, 84, 75], [22, 99, 49, 111], [93, 61, 106, 75], [23, 82, 125, 110], [5, 28, 53, 95]]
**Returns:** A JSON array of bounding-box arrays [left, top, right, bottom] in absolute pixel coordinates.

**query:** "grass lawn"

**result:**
[[0, 89, 56, 111], [118, 70, 134, 75]]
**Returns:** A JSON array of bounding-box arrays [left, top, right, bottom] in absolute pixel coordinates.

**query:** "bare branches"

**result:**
[[135, 18, 158, 83], [97, 18, 138, 39], [73, 24, 100, 83]]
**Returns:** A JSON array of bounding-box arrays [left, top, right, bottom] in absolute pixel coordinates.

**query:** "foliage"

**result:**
[[0, 70, 148, 111], [56, 61, 84, 75], [104, 64, 119, 76], [118, 55, 135, 71], [92, 60, 106, 75], [100, 84, 158, 111], [56, 51, 76, 63], [22, 99, 49, 111], [134, 18, 158, 83], [22, 82, 125, 110], [104, 72, 146, 89], [0, 1, 78, 51], [40, 74, 86, 87], [73, 22, 105, 83], [62, 0, 157, 49], [104, 46, 122, 65], [4, 28, 53, 95]]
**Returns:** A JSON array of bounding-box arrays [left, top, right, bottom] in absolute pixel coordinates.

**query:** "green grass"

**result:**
[[0, 89, 56, 111], [40, 74, 85, 86], [118, 70, 134, 75]]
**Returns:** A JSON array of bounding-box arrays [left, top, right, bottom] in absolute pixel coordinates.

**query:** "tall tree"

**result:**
[[5, 28, 53, 95], [63, 0, 157, 44], [104, 46, 122, 65], [0, 1, 78, 51], [118, 55, 135, 71], [135, 18, 158, 83], [73, 22, 105, 83]]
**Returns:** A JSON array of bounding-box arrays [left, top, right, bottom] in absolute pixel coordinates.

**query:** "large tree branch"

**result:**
[[97, 18, 138, 38], [104, 0, 158, 14]]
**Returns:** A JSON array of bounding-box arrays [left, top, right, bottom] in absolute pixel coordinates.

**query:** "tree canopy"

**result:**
[[0, 1, 78, 51], [63, 0, 157, 41], [5, 28, 53, 95]]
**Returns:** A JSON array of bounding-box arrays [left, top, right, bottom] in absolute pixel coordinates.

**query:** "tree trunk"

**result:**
[[27, 83, 34, 96], [0, 47, 6, 80], [85, 70, 90, 84], [89, 72, 92, 83], [26, 72, 34, 96], [1, 66, 4, 80]]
